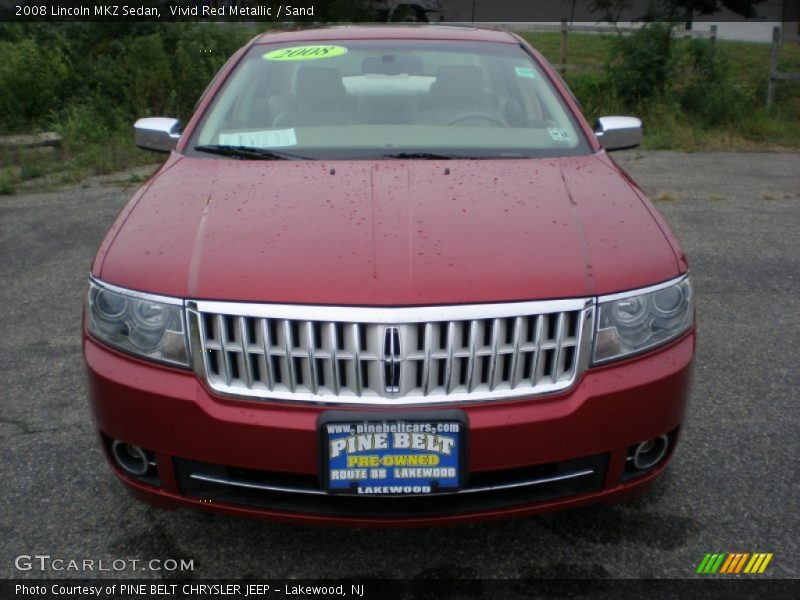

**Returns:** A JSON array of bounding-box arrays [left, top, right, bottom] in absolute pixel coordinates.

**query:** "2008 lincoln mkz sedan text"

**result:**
[[83, 26, 695, 526]]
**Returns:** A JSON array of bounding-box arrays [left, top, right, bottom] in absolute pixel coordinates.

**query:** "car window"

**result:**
[[190, 39, 591, 159]]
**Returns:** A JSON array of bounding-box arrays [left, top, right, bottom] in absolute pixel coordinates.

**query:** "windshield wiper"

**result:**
[[194, 145, 309, 160], [383, 152, 458, 160]]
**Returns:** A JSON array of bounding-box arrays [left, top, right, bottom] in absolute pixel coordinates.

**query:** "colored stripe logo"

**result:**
[[697, 553, 773, 574]]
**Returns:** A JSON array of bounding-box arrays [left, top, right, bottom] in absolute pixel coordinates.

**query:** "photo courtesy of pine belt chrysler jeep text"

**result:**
[[83, 26, 695, 526]]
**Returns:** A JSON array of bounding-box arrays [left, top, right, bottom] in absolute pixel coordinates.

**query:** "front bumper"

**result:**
[[84, 330, 694, 526]]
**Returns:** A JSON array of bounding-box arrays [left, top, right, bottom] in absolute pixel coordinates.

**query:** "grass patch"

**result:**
[[516, 30, 800, 152], [653, 190, 678, 202], [0, 167, 17, 195], [0, 124, 156, 193]]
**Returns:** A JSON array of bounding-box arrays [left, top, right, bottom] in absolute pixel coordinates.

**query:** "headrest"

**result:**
[[430, 65, 486, 105], [361, 55, 424, 75], [295, 67, 346, 107]]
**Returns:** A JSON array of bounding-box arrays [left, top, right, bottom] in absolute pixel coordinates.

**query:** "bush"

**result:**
[[564, 71, 625, 125], [675, 39, 753, 127], [0, 38, 69, 131], [0, 167, 17, 195], [56, 102, 113, 147], [0, 23, 256, 135], [605, 23, 676, 108]]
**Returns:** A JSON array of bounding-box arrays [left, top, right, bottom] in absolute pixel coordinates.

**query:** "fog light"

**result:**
[[632, 435, 669, 470], [111, 440, 151, 476], [623, 434, 670, 481]]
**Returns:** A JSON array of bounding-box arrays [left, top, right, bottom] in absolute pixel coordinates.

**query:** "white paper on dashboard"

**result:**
[[218, 128, 298, 147]]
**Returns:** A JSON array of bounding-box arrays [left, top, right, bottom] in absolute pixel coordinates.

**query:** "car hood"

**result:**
[[95, 154, 682, 305]]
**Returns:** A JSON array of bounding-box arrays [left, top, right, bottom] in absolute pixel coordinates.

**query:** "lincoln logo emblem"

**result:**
[[383, 327, 401, 394]]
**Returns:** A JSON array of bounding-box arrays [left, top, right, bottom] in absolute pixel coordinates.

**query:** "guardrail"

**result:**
[[767, 26, 800, 109], [0, 132, 62, 150]]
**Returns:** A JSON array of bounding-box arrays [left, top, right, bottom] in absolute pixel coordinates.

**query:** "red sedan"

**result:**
[[84, 26, 694, 526]]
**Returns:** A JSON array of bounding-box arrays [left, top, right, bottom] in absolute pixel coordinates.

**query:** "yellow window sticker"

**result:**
[[263, 45, 348, 61]]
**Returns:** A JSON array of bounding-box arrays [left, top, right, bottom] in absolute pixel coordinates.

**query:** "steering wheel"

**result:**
[[445, 112, 507, 127]]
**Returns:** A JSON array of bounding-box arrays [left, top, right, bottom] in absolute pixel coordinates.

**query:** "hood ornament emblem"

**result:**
[[383, 327, 401, 394]]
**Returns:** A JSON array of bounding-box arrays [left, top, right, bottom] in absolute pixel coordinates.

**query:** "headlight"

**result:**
[[593, 276, 693, 364], [86, 279, 189, 367]]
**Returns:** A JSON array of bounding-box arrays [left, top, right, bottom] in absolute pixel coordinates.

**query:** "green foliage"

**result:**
[[57, 102, 113, 146], [0, 23, 258, 191], [520, 29, 800, 151], [0, 167, 17, 195], [605, 23, 676, 108], [675, 38, 754, 127], [0, 23, 256, 134], [0, 38, 70, 129]]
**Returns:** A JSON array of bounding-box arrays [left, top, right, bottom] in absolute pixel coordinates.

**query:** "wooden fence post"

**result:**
[[560, 19, 568, 75], [709, 24, 717, 60], [767, 25, 780, 109]]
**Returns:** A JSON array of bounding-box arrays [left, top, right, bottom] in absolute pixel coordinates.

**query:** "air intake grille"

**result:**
[[188, 299, 593, 405]]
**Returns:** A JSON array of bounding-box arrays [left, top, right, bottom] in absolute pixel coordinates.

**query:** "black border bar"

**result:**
[[1, 0, 782, 23]]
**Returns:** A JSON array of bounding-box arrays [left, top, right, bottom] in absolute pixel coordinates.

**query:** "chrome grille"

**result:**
[[188, 299, 594, 405]]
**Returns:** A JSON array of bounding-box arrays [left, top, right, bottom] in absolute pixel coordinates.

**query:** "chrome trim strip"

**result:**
[[509, 316, 523, 388], [239, 316, 254, 389], [282, 320, 296, 393], [259, 319, 275, 390], [329, 323, 340, 395], [553, 312, 566, 383], [488, 318, 501, 391], [352, 323, 363, 396], [466, 320, 479, 393], [576, 305, 596, 375], [306, 321, 319, 395], [444, 321, 456, 393], [189, 468, 595, 497], [89, 276, 184, 306], [530, 314, 544, 386], [191, 297, 592, 323], [422, 322, 433, 396], [188, 378, 582, 405], [217, 314, 231, 386], [188, 310, 206, 375], [457, 469, 595, 494], [190, 473, 327, 496], [597, 274, 689, 304]]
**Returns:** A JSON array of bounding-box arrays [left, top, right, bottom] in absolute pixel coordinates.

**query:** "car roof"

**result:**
[[253, 25, 518, 46]]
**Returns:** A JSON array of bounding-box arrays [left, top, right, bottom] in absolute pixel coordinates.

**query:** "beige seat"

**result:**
[[272, 67, 356, 127], [416, 65, 507, 127]]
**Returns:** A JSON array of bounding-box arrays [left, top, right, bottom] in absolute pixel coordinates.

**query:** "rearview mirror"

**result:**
[[594, 116, 642, 151], [134, 117, 181, 153]]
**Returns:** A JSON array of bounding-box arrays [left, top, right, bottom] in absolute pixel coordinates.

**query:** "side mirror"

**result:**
[[134, 117, 181, 153], [594, 116, 642, 151]]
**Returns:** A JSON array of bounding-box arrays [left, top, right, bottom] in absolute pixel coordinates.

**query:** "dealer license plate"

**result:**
[[319, 411, 467, 496]]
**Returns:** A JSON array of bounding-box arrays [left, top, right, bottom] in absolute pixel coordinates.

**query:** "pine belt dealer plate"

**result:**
[[319, 411, 468, 496]]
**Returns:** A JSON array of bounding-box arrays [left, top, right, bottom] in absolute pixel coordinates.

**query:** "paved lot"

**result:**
[[1, 151, 798, 580]]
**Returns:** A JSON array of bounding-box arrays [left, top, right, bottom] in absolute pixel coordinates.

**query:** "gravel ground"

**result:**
[[0, 151, 798, 581]]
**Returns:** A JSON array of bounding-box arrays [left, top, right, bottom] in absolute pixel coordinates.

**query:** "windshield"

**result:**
[[188, 39, 591, 159]]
